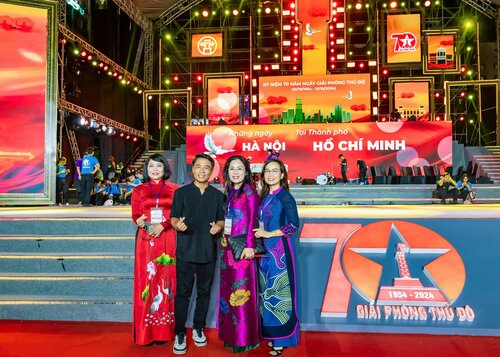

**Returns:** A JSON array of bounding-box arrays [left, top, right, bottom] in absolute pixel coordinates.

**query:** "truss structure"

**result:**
[[462, 0, 498, 19], [63, 117, 81, 160], [58, 24, 150, 89], [59, 99, 151, 139], [58, 0, 66, 25], [155, 0, 204, 29], [112, 0, 152, 31], [132, 31, 145, 77], [144, 31, 154, 87]]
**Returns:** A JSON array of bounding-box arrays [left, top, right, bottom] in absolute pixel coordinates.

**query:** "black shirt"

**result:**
[[170, 183, 225, 263], [341, 158, 348, 172]]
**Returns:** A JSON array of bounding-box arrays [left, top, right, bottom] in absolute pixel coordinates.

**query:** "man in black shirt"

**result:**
[[357, 159, 367, 185], [170, 153, 224, 354], [338, 154, 348, 184], [436, 172, 458, 204]]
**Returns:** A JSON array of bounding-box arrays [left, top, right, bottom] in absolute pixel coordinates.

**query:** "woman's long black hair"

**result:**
[[223, 155, 254, 198], [260, 159, 289, 199], [142, 153, 172, 181]]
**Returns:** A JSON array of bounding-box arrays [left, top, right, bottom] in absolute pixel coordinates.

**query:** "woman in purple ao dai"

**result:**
[[218, 155, 261, 352]]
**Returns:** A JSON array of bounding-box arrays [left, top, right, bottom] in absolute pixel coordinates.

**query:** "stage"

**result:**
[[1, 203, 500, 219], [0, 203, 499, 338]]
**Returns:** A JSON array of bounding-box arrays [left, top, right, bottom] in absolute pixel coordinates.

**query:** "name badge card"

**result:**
[[150, 208, 164, 224], [224, 215, 233, 235]]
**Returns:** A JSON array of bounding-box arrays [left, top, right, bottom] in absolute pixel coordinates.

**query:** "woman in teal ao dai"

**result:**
[[219, 155, 261, 352], [254, 159, 300, 356]]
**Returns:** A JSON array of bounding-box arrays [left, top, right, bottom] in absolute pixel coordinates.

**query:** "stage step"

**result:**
[[0, 235, 134, 252], [0, 273, 132, 296], [0, 217, 136, 322], [0, 294, 132, 322], [0, 251, 134, 273]]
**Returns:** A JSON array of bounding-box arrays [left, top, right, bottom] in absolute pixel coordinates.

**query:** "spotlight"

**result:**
[[265, 7, 271, 14], [78, 116, 88, 126], [106, 127, 115, 135], [120, 132, 125, 138], [126, 134, 131, 140], [355, 3, 362, 10], [390, 1, 398, 8], [133, 137, 138, 142], [233, 9, 238, 16], [424, 0, 431, 6], [196, 98, 203, 104], [296, 176, 302, 184], [101, 124, 107, 132], [202, 10, 209, 17]]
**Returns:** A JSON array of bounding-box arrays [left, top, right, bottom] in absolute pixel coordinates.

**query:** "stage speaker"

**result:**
[[301, 178, 317, 185]]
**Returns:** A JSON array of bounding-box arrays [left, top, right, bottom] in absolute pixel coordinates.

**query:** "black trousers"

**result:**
[[341, 169, 348, 183], [438, 187, 458, 202], [174, 259, 216, 335], [81, 174, 94, 206], [73, 178, 83, 203], [56, 178, 68, 204], [359, 168, 367, 183]]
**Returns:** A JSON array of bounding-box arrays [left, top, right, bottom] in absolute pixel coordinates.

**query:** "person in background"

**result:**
[[123, 177, 135, 205], [105, 177, 123, 205], [91, 179, 106, 206], [170, 153, 225, 355], [338, 154, 348, 184], [357, 160, 367, 185], [80, 148, 100, 207], [253, 159, 300, 357], [456, 173, 474, 204], [116, 161, 124, 181], [73, 157, 83, 205], [218, 155, 261, 353], [56, 157, 70, 206], [131, 153, 178, 346], [436, 172, 458, 204], [265, 149, 280, 162], [128, 173, 142, 188], [107, 155, 117, 180]]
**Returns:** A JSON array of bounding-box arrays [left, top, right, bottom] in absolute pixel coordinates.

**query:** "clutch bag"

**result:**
[[227, 233, 266, 261]]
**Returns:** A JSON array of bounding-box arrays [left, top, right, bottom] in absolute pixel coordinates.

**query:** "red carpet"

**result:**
[[0, 321, 498, 357]]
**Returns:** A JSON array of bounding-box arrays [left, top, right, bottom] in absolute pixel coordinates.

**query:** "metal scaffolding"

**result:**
[[144, 30, 154, 87], [111, 0, 154, 87], [63, 118, 81, 160], [155, 0, 204, 29], [58, 99, 151, 139], [112, 0, 152, 31], [58, 24, 151, 89]]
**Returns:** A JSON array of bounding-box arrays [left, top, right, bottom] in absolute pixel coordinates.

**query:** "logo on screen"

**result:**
[[197, 36, 218, 56], [342, 221, 465, 307], [391, 32, 417, 52], [300, 221, 475, 322]]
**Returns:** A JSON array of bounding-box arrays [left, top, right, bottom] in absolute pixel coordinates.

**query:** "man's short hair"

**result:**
[[86, 148, 94, 155], [338, 154, 344, 158], [192, 153, 215, 169]]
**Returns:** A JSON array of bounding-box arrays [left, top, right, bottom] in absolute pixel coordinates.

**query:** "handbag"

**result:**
[[227, 233, 266, 261]]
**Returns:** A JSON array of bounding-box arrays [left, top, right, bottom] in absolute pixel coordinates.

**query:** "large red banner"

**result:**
[[186, 122, 452, 182], [0, 2, 48, 194]]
